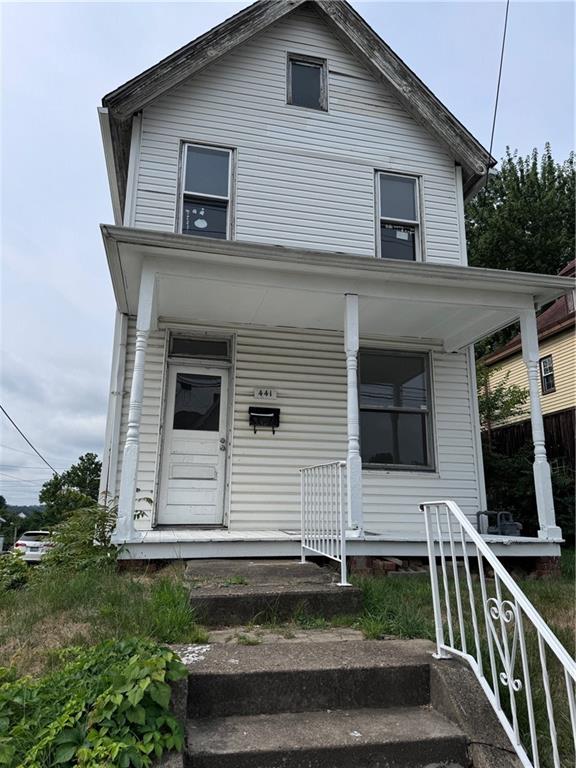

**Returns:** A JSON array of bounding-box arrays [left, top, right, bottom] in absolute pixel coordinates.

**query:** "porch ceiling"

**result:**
[[102, 226, 574, 351]]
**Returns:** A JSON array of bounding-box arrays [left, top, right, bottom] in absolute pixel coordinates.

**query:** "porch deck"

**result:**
[[120, 527, 561, 560]]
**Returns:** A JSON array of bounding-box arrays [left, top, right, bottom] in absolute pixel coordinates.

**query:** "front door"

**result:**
[[158, 365, 228, 525]]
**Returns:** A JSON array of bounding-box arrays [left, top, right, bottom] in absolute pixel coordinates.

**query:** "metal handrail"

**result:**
[[300, 460, 350, 586], [421, 499, 576, 768]]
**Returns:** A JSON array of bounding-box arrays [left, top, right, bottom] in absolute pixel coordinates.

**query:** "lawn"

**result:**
[[0, 563, 208, 677]]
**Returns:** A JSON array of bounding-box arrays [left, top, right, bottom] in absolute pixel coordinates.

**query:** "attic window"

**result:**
[[180, 144, 232, 239], [287, 54, 327, 111]]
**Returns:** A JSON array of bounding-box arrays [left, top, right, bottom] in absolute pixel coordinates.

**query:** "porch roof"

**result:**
[[101, 225, 575, 352]]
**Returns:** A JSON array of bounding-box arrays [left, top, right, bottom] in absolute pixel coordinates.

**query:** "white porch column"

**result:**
[[115, 267, 157, 542], [344, 293, 363, 533], [519, 309, 562, 540]]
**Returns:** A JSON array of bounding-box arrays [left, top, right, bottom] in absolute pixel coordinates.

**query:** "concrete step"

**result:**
[[185, 559, 362, 626], [185, 706, 469, 768], [187, 639, 432, 718]]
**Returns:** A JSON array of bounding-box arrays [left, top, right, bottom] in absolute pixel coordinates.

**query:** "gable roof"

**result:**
[[102, 0, 496, 216]]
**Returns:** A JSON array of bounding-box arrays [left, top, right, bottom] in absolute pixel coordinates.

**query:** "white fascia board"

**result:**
[[101, 225, 575, 309], [98, 108, 123, 226]]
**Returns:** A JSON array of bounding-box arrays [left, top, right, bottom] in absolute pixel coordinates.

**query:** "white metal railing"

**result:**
[[300, 461, 350, 586], [421, 499, 576, 768]]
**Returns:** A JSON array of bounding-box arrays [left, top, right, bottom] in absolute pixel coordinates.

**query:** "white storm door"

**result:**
[[158, 365, 228, 525]]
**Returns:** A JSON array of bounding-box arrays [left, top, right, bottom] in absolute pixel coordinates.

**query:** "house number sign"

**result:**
[[253, 387, 277, 400]]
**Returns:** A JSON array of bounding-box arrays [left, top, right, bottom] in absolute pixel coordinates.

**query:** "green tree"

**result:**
[[476, 362, 529, 448], [0, 496, 6, 512], [466, 144, 574, 275], [39, 453, 102, 526]]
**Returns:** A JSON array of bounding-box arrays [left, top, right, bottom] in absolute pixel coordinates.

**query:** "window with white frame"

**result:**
[[539, 355, 555, 394], [180, 144, 232, 239], [287, 54, 328, 111], [359, 349, 434, 469], [377, 172, 421, 261]]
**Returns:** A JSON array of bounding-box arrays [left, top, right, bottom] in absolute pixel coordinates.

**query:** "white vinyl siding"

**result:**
[[132, 5, 463, 264], [116, 322, 481, 537]]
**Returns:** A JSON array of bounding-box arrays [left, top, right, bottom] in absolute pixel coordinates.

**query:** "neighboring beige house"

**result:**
[[483, 260, 575, 465]]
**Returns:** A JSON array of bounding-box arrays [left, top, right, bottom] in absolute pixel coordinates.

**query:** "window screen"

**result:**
[[359, 350, 433, 469], [181, 145, 231, 239]]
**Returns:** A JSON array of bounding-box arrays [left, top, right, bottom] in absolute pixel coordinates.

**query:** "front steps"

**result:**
[[182, 639, 471, 768], [185, 559, 362, 625]]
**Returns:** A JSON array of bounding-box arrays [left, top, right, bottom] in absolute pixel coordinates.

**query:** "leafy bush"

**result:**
[[0, 638, 187, 767], [38, 503, 118, 574], [0, 553, 29, 592], [483, 445, 575, 540]]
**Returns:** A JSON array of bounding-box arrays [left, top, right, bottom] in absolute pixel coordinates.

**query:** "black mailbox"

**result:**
[[249, 406, 280, 434]]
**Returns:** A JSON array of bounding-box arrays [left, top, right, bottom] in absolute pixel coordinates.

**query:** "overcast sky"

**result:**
[[1, 0, 573, 505]]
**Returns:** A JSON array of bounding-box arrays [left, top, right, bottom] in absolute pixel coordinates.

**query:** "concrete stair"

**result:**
[[183, 639, 471, 768], [184, 559, 362, 625]]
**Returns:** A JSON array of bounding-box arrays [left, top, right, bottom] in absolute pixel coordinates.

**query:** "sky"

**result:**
[[1, 0, 574, 506]]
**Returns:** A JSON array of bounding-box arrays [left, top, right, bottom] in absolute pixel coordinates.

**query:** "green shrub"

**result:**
[[0, 638, 187, 767], [0, 553, 29, 592], [38, 504, 118, 574]]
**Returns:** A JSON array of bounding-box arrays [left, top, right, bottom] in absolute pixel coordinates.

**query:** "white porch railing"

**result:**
[[421, 499, 576, 768], [300, 461, 350, 586]]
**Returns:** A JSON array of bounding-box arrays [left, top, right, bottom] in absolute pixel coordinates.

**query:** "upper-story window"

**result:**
[[540, 355, 556, 394], [377, 172, 421, 261], [287, 54, 328, 111], [180, 144, 232, 239]]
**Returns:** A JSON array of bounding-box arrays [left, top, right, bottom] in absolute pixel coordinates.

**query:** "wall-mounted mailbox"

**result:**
[[249, 406, 280, 434]]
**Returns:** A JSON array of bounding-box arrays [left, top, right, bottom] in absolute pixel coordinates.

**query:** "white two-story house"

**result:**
[[98, 0, 572, 560]]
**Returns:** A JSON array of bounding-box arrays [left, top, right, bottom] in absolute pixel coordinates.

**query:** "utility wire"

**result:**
[[485, 0, 511, 189], [0, 406, 58, 474]]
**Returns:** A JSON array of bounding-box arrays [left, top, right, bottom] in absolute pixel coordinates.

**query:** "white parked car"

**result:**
[[14, 531, 54, 562]]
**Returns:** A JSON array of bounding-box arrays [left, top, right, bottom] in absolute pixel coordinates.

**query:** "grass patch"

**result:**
[[0, 565, 208, 676], [220, 575, 249, 586]]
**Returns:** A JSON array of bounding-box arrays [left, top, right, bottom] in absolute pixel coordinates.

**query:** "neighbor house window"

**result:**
[[377, 173, 421, 261], [287, 54, 327, 111], [180, 144, 232, 239], [540, 355, 555, 394], [359, 350, 433, 469]]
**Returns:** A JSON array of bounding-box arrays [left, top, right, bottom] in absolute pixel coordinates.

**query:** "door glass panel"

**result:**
[[173, 374, 221, 431]]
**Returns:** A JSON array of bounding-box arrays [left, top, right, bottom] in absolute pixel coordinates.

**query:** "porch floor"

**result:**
[[120, 527, 561, 559]]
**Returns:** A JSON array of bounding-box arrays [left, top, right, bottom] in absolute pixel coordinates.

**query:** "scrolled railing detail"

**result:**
[[421, 499, 576, 768]]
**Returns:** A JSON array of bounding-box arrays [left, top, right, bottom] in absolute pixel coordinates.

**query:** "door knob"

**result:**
[[219, 437, 226, 451]]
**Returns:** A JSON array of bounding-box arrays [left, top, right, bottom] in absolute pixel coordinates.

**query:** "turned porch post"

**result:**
[[519, 308, 562, 540], [344, 293, 363, 532], [115, 267, 157, 542]]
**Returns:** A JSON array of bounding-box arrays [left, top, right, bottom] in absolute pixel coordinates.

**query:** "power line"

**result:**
[[485, 0, 511, 188], [0, 406, 58, 474]]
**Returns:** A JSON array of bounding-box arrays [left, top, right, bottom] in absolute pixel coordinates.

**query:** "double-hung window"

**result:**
[[539, 355, 555, 394], [359, 349, 434, 469], [180, 144, 232, 239], [377, 172, 421, 261]]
